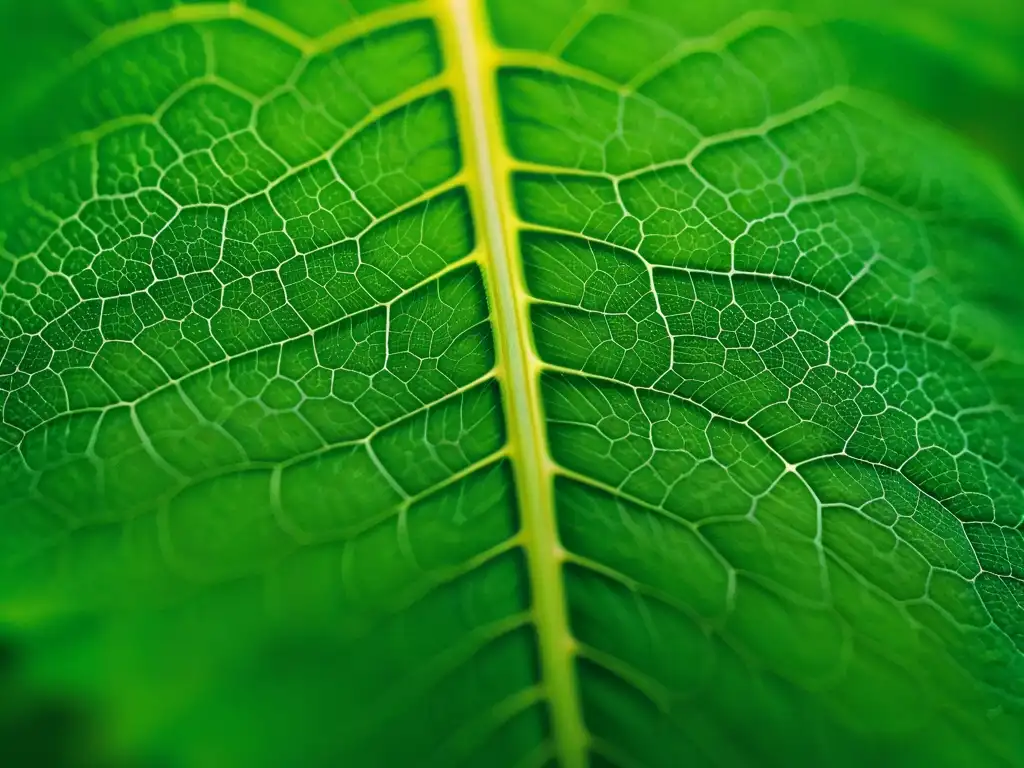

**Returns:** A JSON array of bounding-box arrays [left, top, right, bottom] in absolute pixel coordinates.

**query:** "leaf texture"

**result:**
[[0, 1, 1022, 766]]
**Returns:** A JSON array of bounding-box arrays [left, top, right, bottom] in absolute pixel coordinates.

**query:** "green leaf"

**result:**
[[1, 0, 1022, 766]]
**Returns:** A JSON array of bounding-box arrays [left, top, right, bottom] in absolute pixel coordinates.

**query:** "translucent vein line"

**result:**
[[436, 1, 588, 767], [73, 1, 431, 66]]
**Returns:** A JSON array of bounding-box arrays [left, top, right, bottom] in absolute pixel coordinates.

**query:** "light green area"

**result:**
[[0, 0, 1022, 766]]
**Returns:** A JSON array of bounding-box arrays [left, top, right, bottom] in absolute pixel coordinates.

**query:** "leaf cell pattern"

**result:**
[[0, 1, 1021, 766]]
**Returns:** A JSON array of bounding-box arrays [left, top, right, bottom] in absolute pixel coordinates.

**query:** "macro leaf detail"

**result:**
[[0, 0, 1022, 766]]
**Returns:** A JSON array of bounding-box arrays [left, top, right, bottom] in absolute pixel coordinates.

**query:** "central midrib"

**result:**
[[435, 1, 589, 766]]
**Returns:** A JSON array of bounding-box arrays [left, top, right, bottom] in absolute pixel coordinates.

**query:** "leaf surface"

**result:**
[[0, 1, 1022, 766]]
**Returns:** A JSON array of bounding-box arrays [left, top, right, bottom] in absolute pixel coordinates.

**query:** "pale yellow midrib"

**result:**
[[434, 1, 588, 767]]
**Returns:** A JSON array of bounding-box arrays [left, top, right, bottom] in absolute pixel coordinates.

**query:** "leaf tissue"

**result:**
[[0, 0, 1022, 766]]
